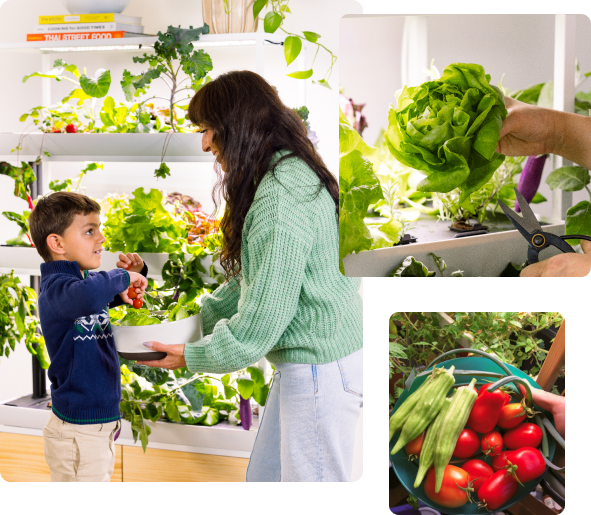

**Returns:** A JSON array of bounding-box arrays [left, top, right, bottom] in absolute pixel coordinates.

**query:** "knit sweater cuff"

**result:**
[[184, 338, 211, 372]]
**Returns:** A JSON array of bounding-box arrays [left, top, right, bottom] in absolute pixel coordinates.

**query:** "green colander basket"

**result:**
[[389, 357, 556, 515]]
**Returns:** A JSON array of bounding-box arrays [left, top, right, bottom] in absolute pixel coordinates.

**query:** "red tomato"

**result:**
[[461, 459, 493, 494], [498, 403, 527, 429], [504, 423, 543, 450], [491, 450, 513, 472], [133, 298, 143, 309], [467, 384, 509, 433], [127, 287, 138, 299], [65, 123, 77, 133], [405, 431, 425, 459], [424, 465, 472, 508], [481, 431, 503, 456], [506, 447, 546, 483], [477, 470, 519, 511], [453, 428, 480, 459]]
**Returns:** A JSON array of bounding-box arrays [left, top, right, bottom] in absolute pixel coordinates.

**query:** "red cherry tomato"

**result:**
[[65, 123, 77, 133], [461, 459, 494, 494], [505, 447, 546, 483], [424, 465, 472, 508], [453, 428, 481, 459], [405, 431, 425, 459], [491, 450, 513, 472], [133, 298, 143, 309], [127, 287, 138, 299], [504, 423, 543, 450], [477, 470, 519, 511], [498, 403, 527, 429], [481, 431, 503, 456]]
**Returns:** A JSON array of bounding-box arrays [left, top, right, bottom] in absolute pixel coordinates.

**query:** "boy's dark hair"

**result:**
[[29, 191, 101, 262]]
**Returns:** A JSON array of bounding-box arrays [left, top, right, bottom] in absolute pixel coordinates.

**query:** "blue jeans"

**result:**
[[246, 348, 363, 482]]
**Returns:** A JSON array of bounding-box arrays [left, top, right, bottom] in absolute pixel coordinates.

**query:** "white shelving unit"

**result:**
[[0, 31, 284, 405]]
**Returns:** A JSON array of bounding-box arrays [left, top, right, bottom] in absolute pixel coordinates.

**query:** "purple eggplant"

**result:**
[[239, 395, 252, 431], [515, 154, 548, 212]]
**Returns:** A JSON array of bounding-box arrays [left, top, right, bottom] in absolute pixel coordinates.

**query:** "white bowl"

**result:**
[[112, 312, 203, 361], [62, 0, 131, 14]]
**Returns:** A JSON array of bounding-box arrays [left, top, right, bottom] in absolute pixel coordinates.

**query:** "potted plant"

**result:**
[[202, 0, 259, 34]]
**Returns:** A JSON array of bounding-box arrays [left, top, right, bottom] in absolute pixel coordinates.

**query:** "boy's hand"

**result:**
[[119, 271, 148, 306], [117, 252, 145, 273]]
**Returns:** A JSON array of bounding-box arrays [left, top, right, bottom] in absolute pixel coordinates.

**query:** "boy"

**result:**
[[28, 191, 148, 482]]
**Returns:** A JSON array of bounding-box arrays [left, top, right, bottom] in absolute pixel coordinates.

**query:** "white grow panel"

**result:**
[[0, 133, 213, 162], [342, 224, 566, 277]]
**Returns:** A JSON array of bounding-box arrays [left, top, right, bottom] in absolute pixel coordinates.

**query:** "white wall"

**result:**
[[339, 14, 591, 218]]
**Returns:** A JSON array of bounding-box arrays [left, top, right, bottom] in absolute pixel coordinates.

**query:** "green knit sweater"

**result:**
[[184, 152, 362, 373]]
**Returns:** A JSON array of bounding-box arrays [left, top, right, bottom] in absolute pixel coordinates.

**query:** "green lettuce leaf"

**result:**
[[385, 63, 507, 202]]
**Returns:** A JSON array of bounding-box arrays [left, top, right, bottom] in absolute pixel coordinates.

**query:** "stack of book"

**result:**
[[27, 13, 150, 42]]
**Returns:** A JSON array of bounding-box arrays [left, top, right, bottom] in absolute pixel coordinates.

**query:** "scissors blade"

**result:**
[[513, 188, 543, 233], [497, 188, 542, 235]]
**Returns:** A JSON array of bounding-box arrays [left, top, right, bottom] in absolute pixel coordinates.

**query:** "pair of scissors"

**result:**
[[497, 188, 591, 265]]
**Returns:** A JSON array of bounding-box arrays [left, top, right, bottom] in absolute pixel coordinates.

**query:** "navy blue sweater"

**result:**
[[38, 260, 147, 424]]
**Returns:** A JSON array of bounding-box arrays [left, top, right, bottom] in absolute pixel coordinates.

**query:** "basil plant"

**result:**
[[385, 63, 508, 202]]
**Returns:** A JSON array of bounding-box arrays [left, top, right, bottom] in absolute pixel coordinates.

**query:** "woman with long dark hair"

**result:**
[[137, 70, 363, 482]]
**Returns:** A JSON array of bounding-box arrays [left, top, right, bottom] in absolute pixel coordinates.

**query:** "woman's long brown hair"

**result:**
[[187, 70, 338, 281]]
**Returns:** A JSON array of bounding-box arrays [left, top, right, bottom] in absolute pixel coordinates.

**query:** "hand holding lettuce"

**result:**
[[385, 63, 507, 202]]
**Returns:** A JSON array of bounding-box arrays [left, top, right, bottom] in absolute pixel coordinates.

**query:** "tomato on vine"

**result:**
[[481, 431, 503, 456], [424, 465, 474, 508], [461, 459, 493, 494], [498, 403, 527, 429], [477, 470, 519, 511]]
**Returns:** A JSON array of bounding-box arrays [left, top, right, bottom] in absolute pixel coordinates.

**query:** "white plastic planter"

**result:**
[[112, 312, 203, 360], [342, 224, 566, 277]]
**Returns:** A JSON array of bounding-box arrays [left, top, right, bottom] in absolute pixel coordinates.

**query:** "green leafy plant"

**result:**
[[385, 63, 507, 202], [389, 312, 563, 404], [120, 24, 213, 178], [118, 357, 271, 451], [101, 187, 191, 254], [388, 254, 531, 278], [433, 156, 539, 226], [338, 106, 383, 272], [0, 271, 49, 368], [253, 0, 336, 88], [21, 59, 111, 132], [546, 165, 591, 243]]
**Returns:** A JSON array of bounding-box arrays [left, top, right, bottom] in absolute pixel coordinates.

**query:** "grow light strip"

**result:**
[[38, 40, 267, 53]]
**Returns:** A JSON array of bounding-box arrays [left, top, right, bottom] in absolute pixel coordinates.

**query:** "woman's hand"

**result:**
[[530, 389, 565, 439], [520, 239, 591, 277], [135, 342, 187, 370], [117, 252, 145, 273]]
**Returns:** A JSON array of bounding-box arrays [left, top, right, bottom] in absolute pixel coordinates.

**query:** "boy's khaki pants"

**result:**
[[43, 411, 120, 482]]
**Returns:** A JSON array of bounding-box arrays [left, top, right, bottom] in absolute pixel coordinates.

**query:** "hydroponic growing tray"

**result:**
[[343, 222, 566, 277]]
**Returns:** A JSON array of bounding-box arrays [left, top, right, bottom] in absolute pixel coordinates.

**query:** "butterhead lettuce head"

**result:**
[[385, 63, 507, 202]]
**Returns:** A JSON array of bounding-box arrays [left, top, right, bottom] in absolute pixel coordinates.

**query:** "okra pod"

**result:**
[[391, 366, 456, 456], [389, 373, 435, 441]]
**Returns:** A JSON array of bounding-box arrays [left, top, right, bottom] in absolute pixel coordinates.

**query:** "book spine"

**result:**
[[35, 23, 143, 33], [39, 14, 116, 24], [27, 32, 127, 42]]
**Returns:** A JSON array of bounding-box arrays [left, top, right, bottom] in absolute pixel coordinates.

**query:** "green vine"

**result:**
[[253, 0, 336, 88]]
